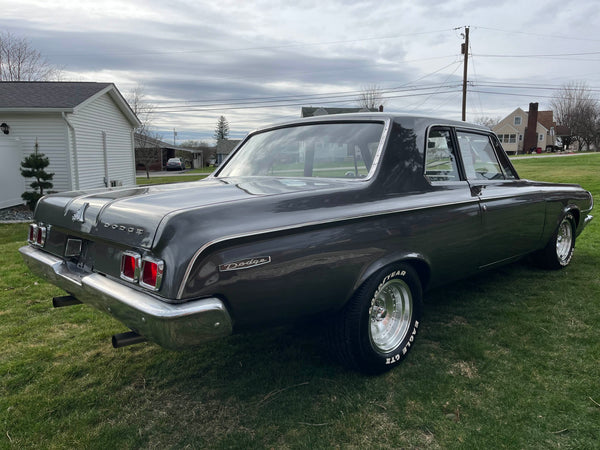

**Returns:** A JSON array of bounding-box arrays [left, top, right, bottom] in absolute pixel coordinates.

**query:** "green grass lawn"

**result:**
[[136, 167, 213, 185], [2, 154, 599, 448]]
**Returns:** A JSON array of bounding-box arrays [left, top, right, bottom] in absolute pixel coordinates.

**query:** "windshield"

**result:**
[[217, 122, 385, 179]]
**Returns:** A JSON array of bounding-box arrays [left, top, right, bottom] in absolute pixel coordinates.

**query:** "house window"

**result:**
[[509, 134, 516, 143], [539, 134, 544, 142], [514, 116, 522, 126], [519, 134, 523, 141]]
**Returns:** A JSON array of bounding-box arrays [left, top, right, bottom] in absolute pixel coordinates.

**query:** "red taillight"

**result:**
[[119, 252, 163, 291], [140, 257, 164, 291], [28, 224, 37, 243], [36, 227, 46, 246], [28, 224, 46, 247], [120, 251, 141, 282]]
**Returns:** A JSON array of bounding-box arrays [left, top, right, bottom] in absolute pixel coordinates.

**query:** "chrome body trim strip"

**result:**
[[20, 245, 232, 350]]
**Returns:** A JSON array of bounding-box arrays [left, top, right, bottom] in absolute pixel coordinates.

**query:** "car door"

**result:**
[[421, 127, 482, 285], [455, 129, 546, 268]]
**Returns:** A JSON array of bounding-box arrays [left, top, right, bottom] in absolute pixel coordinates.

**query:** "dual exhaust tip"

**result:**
[[52, 295, 148, 348]]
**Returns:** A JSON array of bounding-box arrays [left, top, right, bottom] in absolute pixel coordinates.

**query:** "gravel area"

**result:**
[[0, 205, 33, 223]]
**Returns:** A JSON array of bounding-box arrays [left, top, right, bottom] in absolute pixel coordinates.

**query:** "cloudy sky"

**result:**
[[3, 0, 600, 143]]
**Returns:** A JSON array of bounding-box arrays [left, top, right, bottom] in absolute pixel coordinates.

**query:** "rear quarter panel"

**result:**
[[179, 187, 482, 328]]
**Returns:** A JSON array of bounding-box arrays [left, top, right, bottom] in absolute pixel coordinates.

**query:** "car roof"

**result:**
[[255, 113, 490, 133]]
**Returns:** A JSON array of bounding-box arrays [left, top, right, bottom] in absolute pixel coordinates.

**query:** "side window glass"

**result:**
[[424, 128, 460, 182], [491, 136, 518, 180], [456, 131, 505, 180]]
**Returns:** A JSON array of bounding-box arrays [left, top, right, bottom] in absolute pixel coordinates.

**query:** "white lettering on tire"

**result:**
[[384, 323, 419, 365]]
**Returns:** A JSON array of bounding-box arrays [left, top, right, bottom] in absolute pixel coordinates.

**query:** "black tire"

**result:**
[[330, 264, 423, 374], [535, 213, 576, 270]]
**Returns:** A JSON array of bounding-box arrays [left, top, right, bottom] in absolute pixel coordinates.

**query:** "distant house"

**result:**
[[493, 104, 568, 154], [0, 82, 140, 208], [216, 139, 241, 165], [301, 106, 380, 117], [135, 133, 205, 170]]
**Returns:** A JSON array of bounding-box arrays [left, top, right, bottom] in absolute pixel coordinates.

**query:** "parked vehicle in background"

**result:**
[[20, 114, 594, 374], [166, 157, 185, 171]]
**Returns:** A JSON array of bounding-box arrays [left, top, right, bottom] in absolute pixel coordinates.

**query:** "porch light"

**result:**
[[0, 123, 9, 134]]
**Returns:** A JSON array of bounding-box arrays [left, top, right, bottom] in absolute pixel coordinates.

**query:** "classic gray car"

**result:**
[[20, 114, 593, 373]]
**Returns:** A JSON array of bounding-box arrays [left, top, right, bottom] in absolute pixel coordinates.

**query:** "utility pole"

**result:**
[[461, 26, 469, 121], [173, 128, 177, 145]]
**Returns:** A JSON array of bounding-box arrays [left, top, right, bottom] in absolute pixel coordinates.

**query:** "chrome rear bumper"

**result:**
[[19, 245, 232, 350]]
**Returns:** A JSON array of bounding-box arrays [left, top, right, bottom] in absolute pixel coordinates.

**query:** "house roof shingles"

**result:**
[[0, 81, 112, 109], [537, 110, 556, 131]]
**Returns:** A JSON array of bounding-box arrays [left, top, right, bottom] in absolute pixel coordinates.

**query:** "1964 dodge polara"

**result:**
[[20, 114, 593, 373]]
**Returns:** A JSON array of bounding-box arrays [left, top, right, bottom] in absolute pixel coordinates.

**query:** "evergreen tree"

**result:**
[[20, 140, 54, 210], [214, 115, 230, 141]]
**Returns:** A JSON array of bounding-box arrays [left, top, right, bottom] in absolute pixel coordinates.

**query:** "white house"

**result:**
[[0, 82, 140, 208]]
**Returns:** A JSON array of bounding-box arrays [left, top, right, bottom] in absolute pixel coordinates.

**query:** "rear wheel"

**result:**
[[330, 264, 423, 374], [535, 213, 576, 270]]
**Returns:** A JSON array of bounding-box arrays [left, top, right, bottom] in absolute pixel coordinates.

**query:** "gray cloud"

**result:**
[[3, 0, 600, 140]]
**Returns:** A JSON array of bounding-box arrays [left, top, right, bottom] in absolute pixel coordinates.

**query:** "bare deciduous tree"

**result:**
[[551, 81, 599, 151], [357, 85, 386, 111], [135, 131, 163, 178], [127, 85, 161, 178], [473, 116, 501, 129], [0, 31, 62, 81], [127, 85, 155, 129]]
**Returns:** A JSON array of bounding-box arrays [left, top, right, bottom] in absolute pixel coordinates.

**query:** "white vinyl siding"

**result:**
[[0, 113, 72, 192], [1, 86, 136, 207], [69, 93, 136, 190]]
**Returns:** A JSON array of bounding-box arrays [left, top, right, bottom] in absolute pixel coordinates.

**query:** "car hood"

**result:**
[[34, 177, 355, 248]]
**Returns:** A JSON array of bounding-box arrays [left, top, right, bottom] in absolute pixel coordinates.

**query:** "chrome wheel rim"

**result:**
[[556, 218, 573, 263], [369, 279, 413, 353]]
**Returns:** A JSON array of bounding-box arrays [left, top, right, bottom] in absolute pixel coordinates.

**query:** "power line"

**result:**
[[474, 82, 600, 92], [475, 50, 600, 58], [150, 84, 464, 112], [476, 26, 600, 43], [148, 87, 464, 114], [149, 60, 464, 111], [469, 89, 556, 100], [406, 62, 463, 112]]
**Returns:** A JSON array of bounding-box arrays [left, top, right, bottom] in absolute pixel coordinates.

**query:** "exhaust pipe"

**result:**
[[52, 295, 82, 308], [112, 331, 148, 348]]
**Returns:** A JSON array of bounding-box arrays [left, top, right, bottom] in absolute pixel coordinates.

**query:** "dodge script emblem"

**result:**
[[72, 202, 89, 223], [219, 256, 271, 272]]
